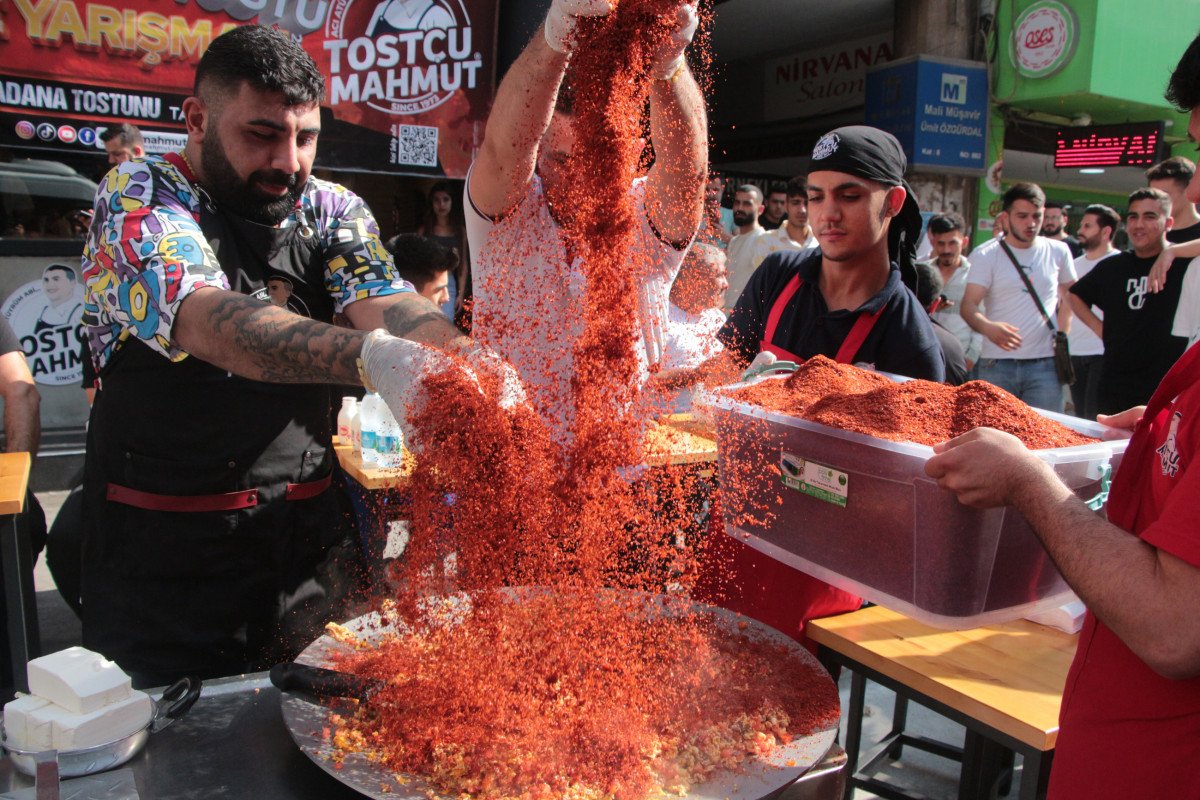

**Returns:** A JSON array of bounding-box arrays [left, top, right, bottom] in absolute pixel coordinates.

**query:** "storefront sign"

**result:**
[[763, 35, 894, 122], [1054, 121, 1165, 168], [0, 0, 497, 177], [2, 266, 87, 387], [1009, 0, 1078, 78], [865, 57, 988, 175]]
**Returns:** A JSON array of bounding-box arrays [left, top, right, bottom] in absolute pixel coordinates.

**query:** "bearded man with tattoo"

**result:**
[[79, 25, 519, 686]]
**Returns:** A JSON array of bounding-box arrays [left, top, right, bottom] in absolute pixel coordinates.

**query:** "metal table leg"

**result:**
[[1019, 748, 1053, 800], [2, 511, 38, 693], [842, 670, 867, 800]]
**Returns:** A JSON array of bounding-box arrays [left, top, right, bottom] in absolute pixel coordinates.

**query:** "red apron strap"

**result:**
[[835, 304, 887, 364], [759, 274, 803, 357], [758, 274, 888, 365], [1107, 343, 1200, 532]]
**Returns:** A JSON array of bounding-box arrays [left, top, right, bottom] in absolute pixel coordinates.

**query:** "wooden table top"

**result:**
[[333, 439, 414, 491], [335, 415, 719, 490], [808, 605, 1078, 751], [0, 452, 29, 515]]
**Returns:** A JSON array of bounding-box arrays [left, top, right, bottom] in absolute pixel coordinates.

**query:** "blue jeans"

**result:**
[[977, 357, 1064, 412]]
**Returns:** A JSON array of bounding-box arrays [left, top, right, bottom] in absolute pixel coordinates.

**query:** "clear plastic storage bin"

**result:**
[[701, 377, 1129, 629]]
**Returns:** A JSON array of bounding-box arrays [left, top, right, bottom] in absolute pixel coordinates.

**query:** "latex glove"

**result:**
[[458, 343, 527, 410], [741, 350, 800, 382], [650, 4, 699, 80], [544, 0, 613, 55], [359, 330, 481, 450]]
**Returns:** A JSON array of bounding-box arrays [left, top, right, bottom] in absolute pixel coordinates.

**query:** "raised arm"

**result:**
[[467, 1, 611, 218], [644, 5, 706, 244]]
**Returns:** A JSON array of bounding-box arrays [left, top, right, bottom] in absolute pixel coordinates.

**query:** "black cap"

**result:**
[[810, 125, 923, 292]]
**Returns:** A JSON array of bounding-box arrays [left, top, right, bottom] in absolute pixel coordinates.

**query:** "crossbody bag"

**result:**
[[997, 237, 1075, 386]]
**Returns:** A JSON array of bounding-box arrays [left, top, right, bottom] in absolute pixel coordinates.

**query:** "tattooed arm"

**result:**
[[343, 293, 469, 353], [174, 287, 366, 384]]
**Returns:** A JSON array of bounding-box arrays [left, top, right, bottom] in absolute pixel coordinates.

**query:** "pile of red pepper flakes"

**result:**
[[325, 3, 841, 799], [730, 355, 1097, 450]]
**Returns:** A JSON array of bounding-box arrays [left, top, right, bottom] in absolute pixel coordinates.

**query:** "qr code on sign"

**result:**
[[393, 124, 438, 167]]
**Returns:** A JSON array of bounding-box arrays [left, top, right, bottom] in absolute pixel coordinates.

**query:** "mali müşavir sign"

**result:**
[[0, 0, 497, 177]]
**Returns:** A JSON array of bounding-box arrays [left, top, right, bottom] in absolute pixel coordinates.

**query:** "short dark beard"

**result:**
[[200, 128, 303, 225], [732, 210, 754, 227], [1041, 222, 1062, 236]]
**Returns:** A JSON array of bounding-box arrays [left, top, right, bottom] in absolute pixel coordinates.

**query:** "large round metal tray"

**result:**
[[280, 594, 839, 800]]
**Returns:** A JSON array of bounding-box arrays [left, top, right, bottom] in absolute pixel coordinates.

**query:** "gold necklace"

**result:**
[[179, 150, 197, 180]]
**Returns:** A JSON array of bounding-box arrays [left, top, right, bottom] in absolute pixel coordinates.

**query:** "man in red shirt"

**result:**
[[924, 34, 1200, 798]]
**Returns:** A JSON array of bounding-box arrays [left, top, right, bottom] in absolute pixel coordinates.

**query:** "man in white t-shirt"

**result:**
[[1068, 204, 1120, 419], [745, 175, 819, 277], [1173, 259, 1200, 348], [724, 184, 766, 310], [961, 182, 1076, 411], [923, 212, 982, 371], [464, 0, 705, 439]]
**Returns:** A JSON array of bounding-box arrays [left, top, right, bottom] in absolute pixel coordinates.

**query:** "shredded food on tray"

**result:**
[[324, 594, 840, 800]]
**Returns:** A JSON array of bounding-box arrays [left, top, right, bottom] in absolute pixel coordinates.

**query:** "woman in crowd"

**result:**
[[417, 180, 470, 326]]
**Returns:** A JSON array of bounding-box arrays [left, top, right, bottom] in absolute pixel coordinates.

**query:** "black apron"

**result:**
[[81, 180, 362, 687]]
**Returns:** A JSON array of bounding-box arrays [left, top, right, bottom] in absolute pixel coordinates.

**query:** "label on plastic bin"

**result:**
[[779, 452, 848, 507]]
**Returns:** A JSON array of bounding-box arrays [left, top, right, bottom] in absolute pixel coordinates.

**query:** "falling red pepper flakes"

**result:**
[[320, 3, 838, 798], [730, 355, 1096, 450]]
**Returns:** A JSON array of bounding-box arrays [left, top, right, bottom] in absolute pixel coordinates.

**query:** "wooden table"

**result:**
[[332, 438, 413, 491], [0, 452, 34, 692], [808, 605, 1078, 800]]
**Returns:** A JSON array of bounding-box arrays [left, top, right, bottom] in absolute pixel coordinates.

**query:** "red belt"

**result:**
[[107, 473, 332, 513]]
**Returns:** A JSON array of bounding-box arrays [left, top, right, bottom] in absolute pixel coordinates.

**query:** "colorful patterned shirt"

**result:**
[[81, 155, 410, 372]]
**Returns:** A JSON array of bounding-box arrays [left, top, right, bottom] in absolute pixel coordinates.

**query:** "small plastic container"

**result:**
[[337, 397, 357, 443], [701, 376, 1129, 630]]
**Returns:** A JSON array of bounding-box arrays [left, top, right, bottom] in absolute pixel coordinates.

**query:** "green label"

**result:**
[[779, 453, 848, 508]]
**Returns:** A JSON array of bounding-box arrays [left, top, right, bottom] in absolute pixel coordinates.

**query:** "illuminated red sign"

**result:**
[[1054, 122, 1164, 169]]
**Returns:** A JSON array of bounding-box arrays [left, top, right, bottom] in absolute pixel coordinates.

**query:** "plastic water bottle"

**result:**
[[359, 392, 381, 465], [375, 402, 405, 469], [350, 403, 363, 454], [336, 397, 357, 444]]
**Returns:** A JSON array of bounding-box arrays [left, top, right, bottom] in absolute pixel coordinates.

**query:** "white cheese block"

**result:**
[[27, 647, 131, 715], [28, 691, 152, 751], [3, 693, 51, 750]]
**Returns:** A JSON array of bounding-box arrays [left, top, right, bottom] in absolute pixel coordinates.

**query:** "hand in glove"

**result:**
[[359, 330, 481, 450], [741, 350, 799, 382], [544, 0, 613, 54], [456, 342, 527, 410], [650, 4, 699, 80]]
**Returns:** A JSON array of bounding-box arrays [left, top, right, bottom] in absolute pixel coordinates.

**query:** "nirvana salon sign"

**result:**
[[763, 34, 894, 122]]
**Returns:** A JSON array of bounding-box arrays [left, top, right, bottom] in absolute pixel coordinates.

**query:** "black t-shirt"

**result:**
[[0, 316, 20, 356], [719, 249, 946, 381], [1061, 235, 1083, 258], [1167, 219, 1200, 243], [758, 213, 784, 231], [1070, 250, 1188, 413], [933, 321, 969, 385]]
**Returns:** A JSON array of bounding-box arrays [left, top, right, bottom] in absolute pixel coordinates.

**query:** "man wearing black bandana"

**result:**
[[719, 125, 944, 382], [689, 126, 945, 646]]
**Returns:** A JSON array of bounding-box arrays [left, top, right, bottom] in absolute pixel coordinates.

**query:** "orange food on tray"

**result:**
[[325, 593, 839, 800], [728, 356, 1096, 450]]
